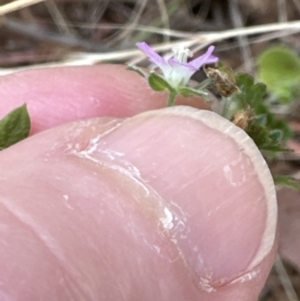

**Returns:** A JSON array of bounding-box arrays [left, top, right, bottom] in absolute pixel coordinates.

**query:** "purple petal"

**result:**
[[136, 42, 166, 66], [189, 46, 219, 69], [168, 58, 198, 71], [168, 59, 196, 72]]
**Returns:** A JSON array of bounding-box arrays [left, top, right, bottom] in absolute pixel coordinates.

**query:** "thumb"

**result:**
[[0, 106, 277, 300]]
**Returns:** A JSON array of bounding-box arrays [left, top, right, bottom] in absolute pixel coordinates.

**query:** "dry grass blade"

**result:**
[[0, 0, 45, 16], [44, 0, 73, 35], [156, 0, 170, 43], [1, 19, 300, 75], [277, 0, 288, 22], [290, 0, 300, 14], [275, 256, 299, 301], [106, 0, 148, 46], [229, 0, 254, 73]]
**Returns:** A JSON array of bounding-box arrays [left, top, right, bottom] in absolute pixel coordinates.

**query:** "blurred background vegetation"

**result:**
[[1, 0, 300, 300]]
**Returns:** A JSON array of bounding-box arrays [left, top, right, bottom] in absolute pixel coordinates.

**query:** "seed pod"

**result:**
[[231, 108, 254, 130], [203, 65, 240, 97]]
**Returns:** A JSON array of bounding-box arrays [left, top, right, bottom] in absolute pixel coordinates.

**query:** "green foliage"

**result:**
[[148, 73, 174, 92], [257, 45, 300, 103], [0, 104, 31, 150], [235, 73, 267, 109], [223, 72, 297, 189], [129, 65, 210, 106], [274, 175, 300, 190], [232, 73, 292, 153], [178, 86, 208, 98]]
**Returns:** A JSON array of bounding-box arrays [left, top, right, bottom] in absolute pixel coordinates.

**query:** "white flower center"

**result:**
[[172, 45, 193, 63]]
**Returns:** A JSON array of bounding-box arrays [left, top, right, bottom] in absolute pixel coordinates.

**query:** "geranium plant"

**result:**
[[130, 42, 218, 106], [130, 42, 299, 189]]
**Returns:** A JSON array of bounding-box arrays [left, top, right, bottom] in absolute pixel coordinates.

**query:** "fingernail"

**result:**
[[76, 106, 277, 288]]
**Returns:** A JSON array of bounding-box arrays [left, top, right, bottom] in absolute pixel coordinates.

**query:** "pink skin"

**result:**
[[0, 65, 277, 300]]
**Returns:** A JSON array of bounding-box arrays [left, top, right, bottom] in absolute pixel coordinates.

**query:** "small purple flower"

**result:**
[[136, 42, 218, 89]]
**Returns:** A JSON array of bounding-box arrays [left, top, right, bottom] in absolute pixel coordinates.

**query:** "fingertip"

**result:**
[[0, 106, 277, 300], [0, 65, 209, 134]]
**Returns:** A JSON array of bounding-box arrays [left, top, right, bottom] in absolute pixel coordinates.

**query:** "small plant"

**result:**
[[129, 42, 218, 106], [131, 42, 299, 189]]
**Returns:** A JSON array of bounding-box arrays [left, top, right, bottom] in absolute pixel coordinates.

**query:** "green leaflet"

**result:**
[[148, 73, 174, 92], [274, 175, 300, 190], [232, 73, 292, 153], [0, 104, 31, 150], [227, 72, 296, 188], [257, 45, 300, 103]]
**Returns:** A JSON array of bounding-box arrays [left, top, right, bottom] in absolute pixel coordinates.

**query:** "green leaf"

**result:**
[[178, 86, 208, 98], [274, 175, 300, 189], [148, 73, 174, 92], [257, 45, 300, 103], [254, 114, 267, 126], [235, 73, 267, 109], [227, 71, 293, 158], [260, 144, 292, 153], [236, 73, 254, 93], [269, 129, 283, 143], [252, 83, 267, 106], [0, 104, 31, 150], [246, 120, 291, 153]]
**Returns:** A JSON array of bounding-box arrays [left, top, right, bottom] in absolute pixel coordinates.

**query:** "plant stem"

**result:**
[[195, 78, 212, 90], [222, 97, 232, 119], [167, 92, 176, 106]]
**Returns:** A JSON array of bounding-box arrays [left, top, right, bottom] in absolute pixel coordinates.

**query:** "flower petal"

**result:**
[[167, 60, 196, 86], [189, 46, 219, 69], [135, 42, 219, 90], [136, 42, 166, 66]]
